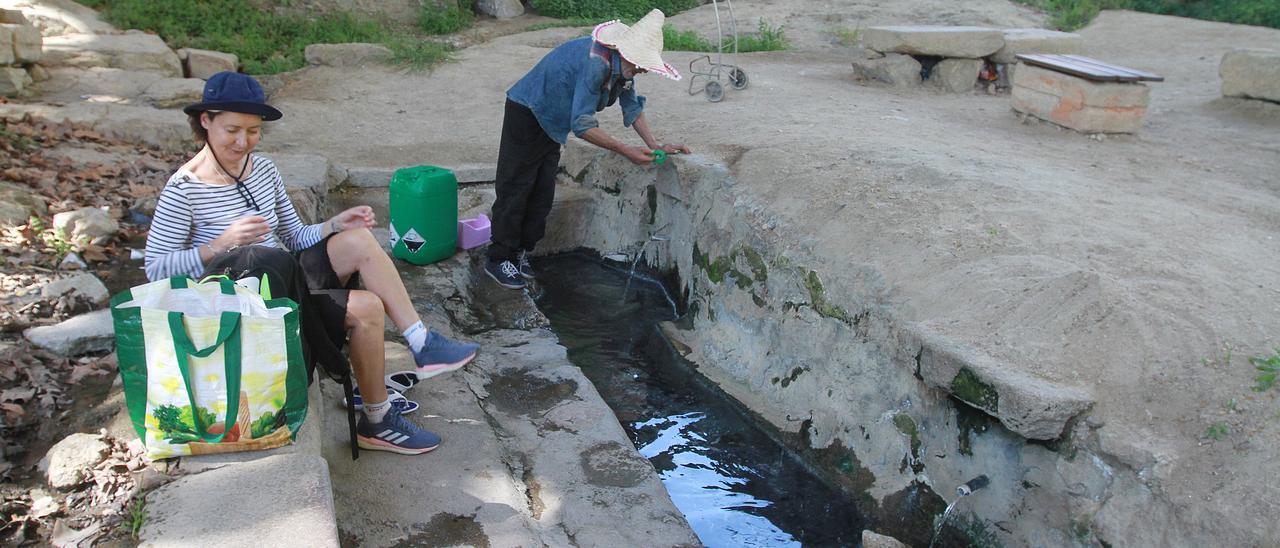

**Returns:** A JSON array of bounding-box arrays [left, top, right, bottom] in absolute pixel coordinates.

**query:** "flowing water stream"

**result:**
[[534, 254, 866, 547]]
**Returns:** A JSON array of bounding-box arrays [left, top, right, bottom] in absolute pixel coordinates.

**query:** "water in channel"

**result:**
[[534, 254, 866, 547]]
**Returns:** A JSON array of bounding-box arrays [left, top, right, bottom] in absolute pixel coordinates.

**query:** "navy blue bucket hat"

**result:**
[[183, 71, 283, 121]]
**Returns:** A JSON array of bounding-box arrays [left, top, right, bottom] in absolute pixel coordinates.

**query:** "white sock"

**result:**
[[403, 321, 427, 353], [364, 398, 392, 423]]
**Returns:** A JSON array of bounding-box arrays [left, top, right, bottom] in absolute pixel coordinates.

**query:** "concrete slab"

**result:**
[[139, 453, 340, 548], [321, 342, 546, 547], [863, 25, 1004, 58]]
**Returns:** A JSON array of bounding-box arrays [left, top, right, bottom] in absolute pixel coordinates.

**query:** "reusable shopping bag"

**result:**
[[110, 277, 308, 459]]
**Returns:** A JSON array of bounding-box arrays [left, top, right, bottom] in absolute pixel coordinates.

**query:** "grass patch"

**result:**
[[420, 0, 475, 35], [530, 0, 700, 20], [1015, 0, 1280, 31], [1251, 349, 1280, 392], [119, 493, 148, 539], [1205, 421, 1229, 441], [663, 20, 788, 52], [386, 37, 454, 71], [834, 25, 862, 47], [80, 0, 467, 74]]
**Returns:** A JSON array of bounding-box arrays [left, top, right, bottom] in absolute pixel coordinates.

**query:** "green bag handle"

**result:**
[[172, 276, 239, 296], [167, 311, 242, 444]]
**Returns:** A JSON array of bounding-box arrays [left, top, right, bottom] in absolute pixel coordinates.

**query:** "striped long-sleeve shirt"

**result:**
[[144, 154, 323, 281]]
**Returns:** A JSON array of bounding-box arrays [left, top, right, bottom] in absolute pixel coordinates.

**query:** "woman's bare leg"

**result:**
[[345, 289, 387, 405], [326, 228, 420, 332]]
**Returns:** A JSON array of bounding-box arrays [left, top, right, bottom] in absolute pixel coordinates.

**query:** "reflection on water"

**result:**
[[535, 254, 864, 547]]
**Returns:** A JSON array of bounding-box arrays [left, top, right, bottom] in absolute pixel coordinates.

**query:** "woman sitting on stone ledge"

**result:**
[[143, 71, 478, 455]]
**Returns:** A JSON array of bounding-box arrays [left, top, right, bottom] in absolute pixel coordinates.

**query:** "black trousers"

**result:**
[[488, 99, 561, 262]]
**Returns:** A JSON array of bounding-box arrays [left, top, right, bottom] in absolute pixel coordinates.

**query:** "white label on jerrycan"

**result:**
[[389, 222, 401, 249]]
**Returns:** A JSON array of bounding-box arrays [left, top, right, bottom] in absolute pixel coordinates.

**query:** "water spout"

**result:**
[[622, 235, 670, 302], [928, 475, 989, 548]]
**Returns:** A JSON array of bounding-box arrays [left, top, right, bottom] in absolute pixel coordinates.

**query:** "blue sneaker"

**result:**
[[356, 408, 440, 455], [485, 258, 526, 289], [413, 330, 479, 380]]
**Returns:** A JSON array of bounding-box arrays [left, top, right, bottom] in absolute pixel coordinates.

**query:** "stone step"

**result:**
[[41, 31, 182, 77], [338, 163, 497, 187], [0, 101, 190, 150]]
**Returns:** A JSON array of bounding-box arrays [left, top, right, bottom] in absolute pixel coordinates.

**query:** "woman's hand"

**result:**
[[657, 143, 691, 155], [621, 145, 655, 166], [329, 205, 376, 234], [211, 215, 270, 252]]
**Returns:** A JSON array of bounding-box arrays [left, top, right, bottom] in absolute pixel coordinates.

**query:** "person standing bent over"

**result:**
[[485, 9, 692, 289]]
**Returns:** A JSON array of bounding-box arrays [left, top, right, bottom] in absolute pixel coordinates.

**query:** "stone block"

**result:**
[[141, 77, 205, 108], [477, 0, 525, 18], [0, 66, 27, 96], [991, 29, 1083, 64], [0, 8, 28, 25], [140, 454, 340, 548], [177, 47, 238, 80], [9, 23, 41, 63], [901, 322, 1094, 440], [863, 25, 1004, 58], [41, 33, 182, 76], [1012, 63, 1150, 134], [271, 153, 331, 223], [1220, 48, 1280, 103], [53, 206, 119, 245], [303, 43, 391, 67], [27, 63, 49, 82], [0, 180, 47, 226], [42, 273, 110, 306], [852, 53, 922, 87], [863, 530, 909, 548], [37, 433, 110, 490], [0, 25, 12, 65], [24, 309, 115, 356], [933, 58, 982, 93]]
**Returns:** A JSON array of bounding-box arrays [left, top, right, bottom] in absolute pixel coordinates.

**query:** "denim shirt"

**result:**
[[507, 37, 646, 145]]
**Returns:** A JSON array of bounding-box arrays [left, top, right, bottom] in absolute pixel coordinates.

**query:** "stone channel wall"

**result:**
[[548, 143, 1237, 547]]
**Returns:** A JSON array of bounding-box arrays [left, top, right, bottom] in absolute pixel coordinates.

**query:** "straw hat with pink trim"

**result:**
[[592, 9, 682, 81]]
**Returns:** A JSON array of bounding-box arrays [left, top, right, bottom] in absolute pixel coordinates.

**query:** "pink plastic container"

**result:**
[[458, 214, 491, 250]]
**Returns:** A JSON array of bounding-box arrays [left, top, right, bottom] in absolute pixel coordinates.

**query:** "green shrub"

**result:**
[[420, 0, 475, 35], [1015, 0, 1279, 31], [663, 25, 712, 52], [531, 0, 700, 21]]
